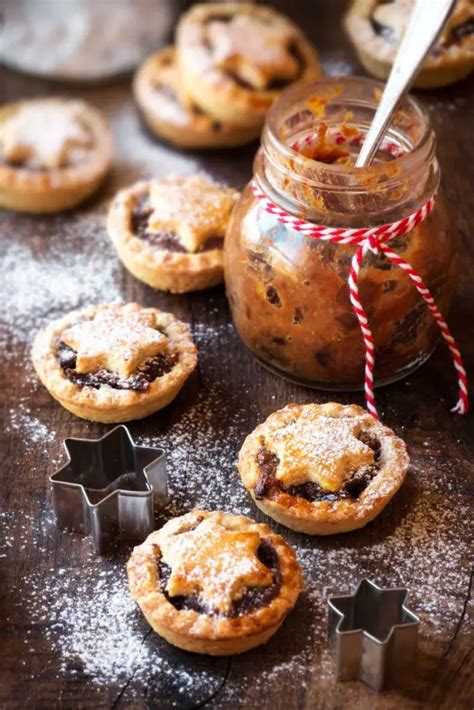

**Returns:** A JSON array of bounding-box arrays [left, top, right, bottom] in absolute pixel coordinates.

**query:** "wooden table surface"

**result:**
[[1, 2, 473, 708]]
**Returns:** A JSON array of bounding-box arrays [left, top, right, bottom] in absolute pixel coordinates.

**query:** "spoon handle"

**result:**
[[355, 0, 455, 168]]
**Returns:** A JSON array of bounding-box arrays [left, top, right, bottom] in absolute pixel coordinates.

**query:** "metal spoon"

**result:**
[[355, 0, 455, 168]]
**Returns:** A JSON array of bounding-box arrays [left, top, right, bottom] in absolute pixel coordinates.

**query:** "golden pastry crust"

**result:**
[[127, 509, 303, 655], [134, 46, 261, 149], [176, 2, 322, 128], [345, 0, 474, 88], [238, 402, 409, 535], [0, 98, 113, 213], [32, 303, 197, 423], [107, 176, 239, 293]]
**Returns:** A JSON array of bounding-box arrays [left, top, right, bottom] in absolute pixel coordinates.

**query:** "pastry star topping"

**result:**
[[0, 101, 92, 169], [148, 176, 238, 253], [160, 517, 273, 613], [272, 409, 374, 492], [61, 305, 168, 379], [207, 14, 300, 90]]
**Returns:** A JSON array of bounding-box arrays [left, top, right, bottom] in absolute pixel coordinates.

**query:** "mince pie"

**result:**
[[127, 509, 303, 655], [134, 46, 261, 149], [345, 0, 474, 88], [32, 303, 197, 423], [107, 175, 239, 293], [239, 402, 409, 535], [0, 98, 113, 213], [176, 2, 321, 128]]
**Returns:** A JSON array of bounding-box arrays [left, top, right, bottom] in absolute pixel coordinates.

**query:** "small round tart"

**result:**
[[32, 303, 197, 423], [0, 98, 113, 213], [127, 509, 303, 655], [345, 0, 474, 88], [238, 402, 409, 535], [107, 175, 239, 293], [176, 2, 322, 128], [134, 46, 261, 149]]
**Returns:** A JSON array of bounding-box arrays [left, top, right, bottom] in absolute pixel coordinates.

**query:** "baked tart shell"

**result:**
[[32, 304, 197, 423], [107, 179, 235, 293], [0, 99, 113, 213]]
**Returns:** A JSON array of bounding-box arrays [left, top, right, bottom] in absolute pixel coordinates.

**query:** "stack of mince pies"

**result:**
[[134, 2, 322, 149]]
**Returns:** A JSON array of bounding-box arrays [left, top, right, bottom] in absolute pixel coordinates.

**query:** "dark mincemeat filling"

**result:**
[[0, 156, 47, 171], [153, 82, 223, 132], [157, 538, 282, 617], [371, 3, 474, 46], [449, 18, 474, 44], [254, 430, 382, 502], [58, 341, 175, 392], [131, 195, 224, 253], [205, 13, 233, 23]]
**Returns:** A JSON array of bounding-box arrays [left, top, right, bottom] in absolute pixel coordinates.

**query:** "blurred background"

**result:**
[[0, 0, 353, 83], [1, 0, 191, 81]]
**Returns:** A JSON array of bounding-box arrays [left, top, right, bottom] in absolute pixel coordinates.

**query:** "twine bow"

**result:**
[[252, 181, 468, 419]]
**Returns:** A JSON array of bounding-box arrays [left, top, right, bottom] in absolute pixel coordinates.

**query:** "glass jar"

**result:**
[[224, 77, 458, 390]]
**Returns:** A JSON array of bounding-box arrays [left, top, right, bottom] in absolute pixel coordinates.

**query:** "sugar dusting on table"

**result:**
[[1, 290, 472, 701], [0, 208, 121, 353], [7, 402, 56, 447], [2, 367, 471, 703]]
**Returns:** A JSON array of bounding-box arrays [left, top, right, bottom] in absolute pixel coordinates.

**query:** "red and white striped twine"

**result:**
[[290, 129, 406, 159], [252, 181, 469, 419]]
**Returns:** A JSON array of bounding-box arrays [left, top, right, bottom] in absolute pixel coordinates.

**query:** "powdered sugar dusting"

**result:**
[[7, 403, 56, 447], [2, 433, 470, 701], [1, 513, 227, 703], [149, 175, 238, 252], [139, 385, 254, 517], [212, 457, 472, 706], [0, 210, 121, 353], [2, 313, 471, 700], [61, 305, 168, 378]]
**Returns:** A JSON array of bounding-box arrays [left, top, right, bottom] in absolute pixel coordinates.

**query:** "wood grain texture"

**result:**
[[0, 2, 473, 708]]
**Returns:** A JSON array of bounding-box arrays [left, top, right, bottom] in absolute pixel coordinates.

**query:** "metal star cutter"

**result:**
[[328, 579, 420, 691], [50, 425, 167, 553]]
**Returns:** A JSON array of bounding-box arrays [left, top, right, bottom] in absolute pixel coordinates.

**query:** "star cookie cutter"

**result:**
[[50, 425, 167, 554], [328, 579, 420, 691]]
